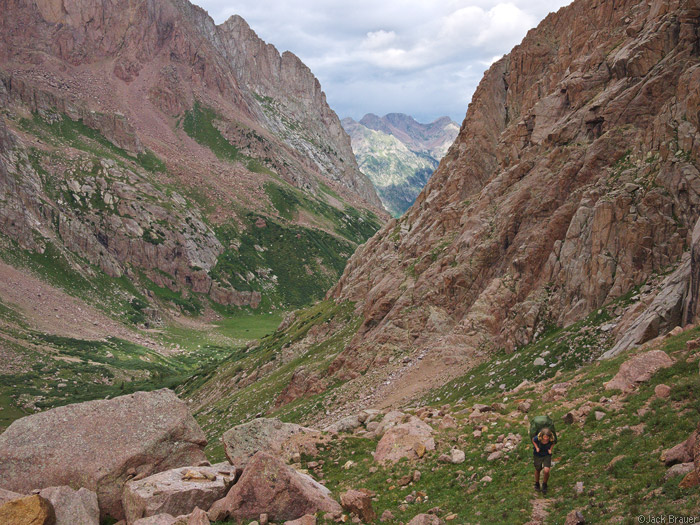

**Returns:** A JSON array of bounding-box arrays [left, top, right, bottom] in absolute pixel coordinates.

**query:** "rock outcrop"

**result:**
[[207, 452, 341, 522], [0, 389, 207, 520], [221, 418, 323, 467], [271, 0, 700, 410], [604, 350, 675, 392]]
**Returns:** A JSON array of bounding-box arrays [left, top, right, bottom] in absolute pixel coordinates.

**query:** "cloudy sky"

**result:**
[[196, 1, 572, 124]]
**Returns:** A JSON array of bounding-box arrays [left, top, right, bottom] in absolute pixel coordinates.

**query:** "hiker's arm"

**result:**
[[532, 438, 540, 453], [548, 443, 554, 455]]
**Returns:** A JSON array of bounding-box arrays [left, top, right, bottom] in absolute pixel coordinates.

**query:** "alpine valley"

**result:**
[[0, 0, 699, 524], [342, 114, 459, 217]]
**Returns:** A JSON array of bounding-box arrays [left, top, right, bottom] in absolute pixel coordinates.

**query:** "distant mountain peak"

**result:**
[[343, 113, 459, 217]]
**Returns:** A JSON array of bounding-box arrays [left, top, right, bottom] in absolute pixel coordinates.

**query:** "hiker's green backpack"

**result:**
[[529, 415, 558, 443]]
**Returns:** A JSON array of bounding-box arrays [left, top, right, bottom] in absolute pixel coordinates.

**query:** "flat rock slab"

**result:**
[[39, 486, 99, 525], [123, 465, 235, 523], [222, 418, 322, 467], [208, 451, 341, 522], [604, 350, 674, 392], [0, 389, 207, 521], [0, 495, 56, 525]]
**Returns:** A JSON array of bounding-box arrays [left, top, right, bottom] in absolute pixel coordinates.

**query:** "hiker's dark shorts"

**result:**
[[534, 454, 552, 470]]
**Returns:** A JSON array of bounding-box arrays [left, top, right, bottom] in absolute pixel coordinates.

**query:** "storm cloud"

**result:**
[[196, 0, 572, 123]]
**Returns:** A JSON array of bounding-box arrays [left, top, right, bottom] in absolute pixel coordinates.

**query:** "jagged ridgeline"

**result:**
[[188, 0, 700, 430], [0, 0, 387, 420]]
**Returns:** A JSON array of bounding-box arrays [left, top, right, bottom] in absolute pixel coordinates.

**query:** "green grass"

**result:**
[[210, 214, 356, 309]]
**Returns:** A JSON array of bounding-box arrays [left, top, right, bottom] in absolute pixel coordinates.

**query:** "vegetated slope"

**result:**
[[342, 114, 459, 217], [187, 0, 700, 426], [0, 0, 387, 424]]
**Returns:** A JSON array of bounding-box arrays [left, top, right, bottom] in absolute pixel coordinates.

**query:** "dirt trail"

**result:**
[[0, 261, 170, 354], [524, 496, 551, 525]]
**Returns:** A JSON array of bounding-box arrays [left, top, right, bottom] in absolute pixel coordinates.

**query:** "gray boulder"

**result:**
[[0, 389, 207, 521]]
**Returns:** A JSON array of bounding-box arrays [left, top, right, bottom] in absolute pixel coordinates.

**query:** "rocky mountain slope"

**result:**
[[342, 114, 459, 216], [187, 0, 700, 426], [0, 0, 388, 420], [0, 0, 385, 316]]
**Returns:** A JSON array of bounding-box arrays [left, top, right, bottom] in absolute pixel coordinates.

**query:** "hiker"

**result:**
[[533, 428, 554, 494]]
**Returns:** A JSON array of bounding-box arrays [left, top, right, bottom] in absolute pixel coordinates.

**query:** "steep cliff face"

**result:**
[[342, 114, 459, 217], [0, 0, 386, 312], [308, 0, 700, 403]]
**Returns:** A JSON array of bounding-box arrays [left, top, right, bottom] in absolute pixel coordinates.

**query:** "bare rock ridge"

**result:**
[[264, 0, 700, 410], [0, 0, 386, 313]]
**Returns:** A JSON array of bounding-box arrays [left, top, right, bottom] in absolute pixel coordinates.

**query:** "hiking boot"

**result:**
[[534, 482, 540, 491], [542, 483, 548, 494]]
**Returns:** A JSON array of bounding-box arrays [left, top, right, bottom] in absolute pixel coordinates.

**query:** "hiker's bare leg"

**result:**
[[534, 468, 540, 483], [542, 467, 550, 484]]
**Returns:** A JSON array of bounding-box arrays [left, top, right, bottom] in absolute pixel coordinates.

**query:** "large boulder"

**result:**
[[39, 486, 99, 525], [222, 418, 322, 467], [207, 452, 341, 522], [374, 417, 435, 464], [0, 389, 207, 521], [123, 465, 235, 524], [0, 488, 24, 505], [661, 431, 697, 466], [133, 508, 210, 525], [604, 350, 674, 392], [0, 495, 56, 525], [340, 489, 376, 522]]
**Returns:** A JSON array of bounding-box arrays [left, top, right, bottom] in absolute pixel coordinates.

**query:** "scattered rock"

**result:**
[[0, 495, 56, 525], [123, 465, 234, 523], [340, 490, 376, 523], [664, 463, 695, 480], [604, 350, 674, 392], [380, 510, 395, 522], [187, 507, 210, 525], [0, 389, 207, 521], [374, 417, 435, 464], [481, 476, 492, 483], [284, 515, 317, 525], [39, 486, 98, 525], [413, 470, 421, 483], [679, 471, 699, 488], [565, 510, 586, 525], [654, 384, 671, 398], [439, 415, 457, 429], [222, 418, 322, 467], [324, 416, 362, 434], [518, 401, 532, 413], [594, 411, 606, 421], [450, 449, 466, 464], [407, 514, 443, 525], [574, 481, 584, 495], [562, 412, 575, 425], [534, 358, 546, 366], [661, 432, 696, 466], [487, 451, 502, 462], [207, 452, 341, 522]]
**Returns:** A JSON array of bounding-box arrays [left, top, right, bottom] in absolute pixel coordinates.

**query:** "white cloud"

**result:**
[[195, 0, 573, 122]]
